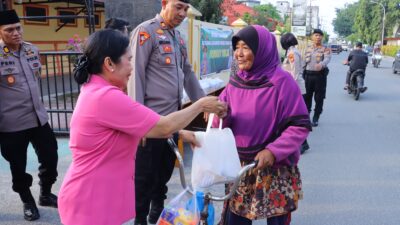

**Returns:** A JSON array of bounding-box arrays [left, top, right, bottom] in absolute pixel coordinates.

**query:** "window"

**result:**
[[84, 12, 101, 28], [23, 4, 49, 25], [57, 9, 77, 27]]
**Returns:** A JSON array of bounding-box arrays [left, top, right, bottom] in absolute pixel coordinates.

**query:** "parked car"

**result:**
[[341, 44, 349, 51], [393, 50, 400, 74], [329, 44, 341, 54]]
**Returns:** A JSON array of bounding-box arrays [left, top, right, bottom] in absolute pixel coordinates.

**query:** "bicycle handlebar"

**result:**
[[167, 138, 257, 201]]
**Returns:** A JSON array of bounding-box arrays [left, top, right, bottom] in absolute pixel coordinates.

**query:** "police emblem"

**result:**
[[3, 46, 10, 54], [6, 75, 15, 85], [165, 57, 171, 65], [33, 62, 39, 68], [162, 45, 172, 53], [139, 31, 151, 46], [25, 48, 35, 56], [157, 35, 167, 40]]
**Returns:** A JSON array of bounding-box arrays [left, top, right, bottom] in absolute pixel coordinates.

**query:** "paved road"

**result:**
[[0, 53, 399, 224]]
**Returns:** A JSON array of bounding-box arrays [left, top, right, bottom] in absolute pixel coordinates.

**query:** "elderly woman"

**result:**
[[58, 30, 226, 225], [280, 32, 310, 154], [215, 25, 311, 225]]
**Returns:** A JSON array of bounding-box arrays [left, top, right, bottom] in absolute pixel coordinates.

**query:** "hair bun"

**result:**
[[73, 55, 90, 84]]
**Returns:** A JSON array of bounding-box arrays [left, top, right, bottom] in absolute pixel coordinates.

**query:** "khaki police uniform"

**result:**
[[0, 40, 57, 197], [127, 14, 205, 222], [303, 44, 331, 121]]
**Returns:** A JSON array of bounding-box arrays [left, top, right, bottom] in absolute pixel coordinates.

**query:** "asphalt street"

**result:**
[[0, 52, 399, 224]]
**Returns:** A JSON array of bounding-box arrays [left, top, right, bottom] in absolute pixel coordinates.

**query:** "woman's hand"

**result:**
[[198, 96, 227, 118], [254, 149, 275, 170], [179, 130, 200, 149]]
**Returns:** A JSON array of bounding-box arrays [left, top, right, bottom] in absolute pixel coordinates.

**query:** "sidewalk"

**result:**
[[0, 137, 226, 225]]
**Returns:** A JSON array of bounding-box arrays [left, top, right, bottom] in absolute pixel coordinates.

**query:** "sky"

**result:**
[[261, 0, 358, 37]]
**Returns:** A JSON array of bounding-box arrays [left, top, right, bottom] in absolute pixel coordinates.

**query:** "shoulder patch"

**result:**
[[139, 31, 151, 46], [288, 52, 295, 63]]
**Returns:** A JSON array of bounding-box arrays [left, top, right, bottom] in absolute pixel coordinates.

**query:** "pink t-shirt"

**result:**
[[58, 75, 160, 225]]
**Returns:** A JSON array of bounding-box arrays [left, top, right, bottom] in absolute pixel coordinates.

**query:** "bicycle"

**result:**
[[167, 138, 257, 225]]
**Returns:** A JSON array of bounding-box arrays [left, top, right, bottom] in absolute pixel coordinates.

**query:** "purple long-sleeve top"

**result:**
[[213, 67, 311, 167]]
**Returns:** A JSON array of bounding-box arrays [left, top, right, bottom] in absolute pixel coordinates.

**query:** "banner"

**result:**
[[292, 0, 307, 36], [200, 27, 234, 77]]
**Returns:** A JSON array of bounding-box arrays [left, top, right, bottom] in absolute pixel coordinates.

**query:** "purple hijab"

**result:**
[[233, 25, 280, 82], [215, 25, 311, 166]]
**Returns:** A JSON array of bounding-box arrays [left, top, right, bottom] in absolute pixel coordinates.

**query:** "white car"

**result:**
[[341, 44, 349, 51]]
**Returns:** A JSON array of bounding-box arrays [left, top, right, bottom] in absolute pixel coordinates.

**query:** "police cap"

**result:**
[[312, 29, 324, 36], [0, 10, 20, 26], [178, 0, 190, 3]]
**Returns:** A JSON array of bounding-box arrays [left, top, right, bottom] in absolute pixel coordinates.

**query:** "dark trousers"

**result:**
[[135, 135, 177, 220], [304, 71, 327, 116], [225, 209, 290, 225], [0, 123, 58, 195], [346, 69, 365, 86]]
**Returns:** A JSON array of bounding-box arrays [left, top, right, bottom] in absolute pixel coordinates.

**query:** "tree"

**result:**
[[354, 0, 381, 45], [384, 0, 400, 38], [332, 3, 358, 38], [190, 0, 224, 23], [242, 12, 254, 25], [249, 4, 282, 31]]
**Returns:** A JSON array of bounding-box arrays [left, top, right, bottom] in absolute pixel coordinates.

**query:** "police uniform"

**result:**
[[0, 41, 58, 200], [127, 14, 205, 224], [303, 33, 331, 126]]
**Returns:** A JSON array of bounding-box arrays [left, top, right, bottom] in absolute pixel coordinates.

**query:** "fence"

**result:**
[[39, 51, 81, 135]]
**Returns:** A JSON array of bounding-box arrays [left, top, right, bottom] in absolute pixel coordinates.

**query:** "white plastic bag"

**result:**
[[191, 113, 241, 189]]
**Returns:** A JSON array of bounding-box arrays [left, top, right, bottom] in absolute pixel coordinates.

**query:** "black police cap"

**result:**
[[312, 29, 324, 36], [0, 10, 20, 26]]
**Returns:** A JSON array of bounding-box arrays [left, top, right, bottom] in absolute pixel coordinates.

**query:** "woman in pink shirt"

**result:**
[[58, 30, 226, 225]]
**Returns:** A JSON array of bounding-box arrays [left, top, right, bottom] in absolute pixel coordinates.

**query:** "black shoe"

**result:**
[[23, 202, 40, 221], [39, 193, 58, 208], [361, 87, 368, 93], [301, 141, 310, 154], [148, 201, 164, 224], [134, 218, 148, 225]]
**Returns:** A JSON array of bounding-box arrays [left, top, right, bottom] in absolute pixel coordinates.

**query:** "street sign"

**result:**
[[292, 26, 307, 37]]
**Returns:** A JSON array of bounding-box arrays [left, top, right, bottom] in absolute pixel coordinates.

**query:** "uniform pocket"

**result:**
[[0, 66, 22, 87]]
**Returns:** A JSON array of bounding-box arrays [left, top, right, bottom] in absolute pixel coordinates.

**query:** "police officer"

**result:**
[[0, 10, 58, 221], [303, 29, 331, 127], [127, 1, 205, 225]]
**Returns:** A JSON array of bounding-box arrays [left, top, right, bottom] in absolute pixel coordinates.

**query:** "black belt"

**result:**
[[305, 70, 324, 75]]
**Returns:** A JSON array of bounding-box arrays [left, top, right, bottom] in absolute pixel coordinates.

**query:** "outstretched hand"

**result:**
[[199, 96, 227, 118], [179, 130, 200, 149]]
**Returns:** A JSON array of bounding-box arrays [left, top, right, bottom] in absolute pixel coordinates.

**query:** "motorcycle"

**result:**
[[372, 54, 382, 68], [347, 69, 366, 101]]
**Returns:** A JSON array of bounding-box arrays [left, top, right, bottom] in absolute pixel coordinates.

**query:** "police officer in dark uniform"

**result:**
[[0, 10, 58, 221], [127, 1, 205, 225], [303, 29, 331, 127]]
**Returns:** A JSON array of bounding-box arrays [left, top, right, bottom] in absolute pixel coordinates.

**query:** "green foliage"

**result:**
[[382, 45, 400, 57], [385, 0, 400, 37], [190, 0, 224, 23], [333, 3, 358, 37], [242, 12, 254, 24], [247, 4, 282, 31], [354, 0, 380, 45], [253, 4, 282, 22], [323, 31, 330, 43]]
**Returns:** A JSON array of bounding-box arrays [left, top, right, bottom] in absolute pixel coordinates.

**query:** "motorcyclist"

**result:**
[[372, 44, 382, 66], [343, 42, 368, 92]]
